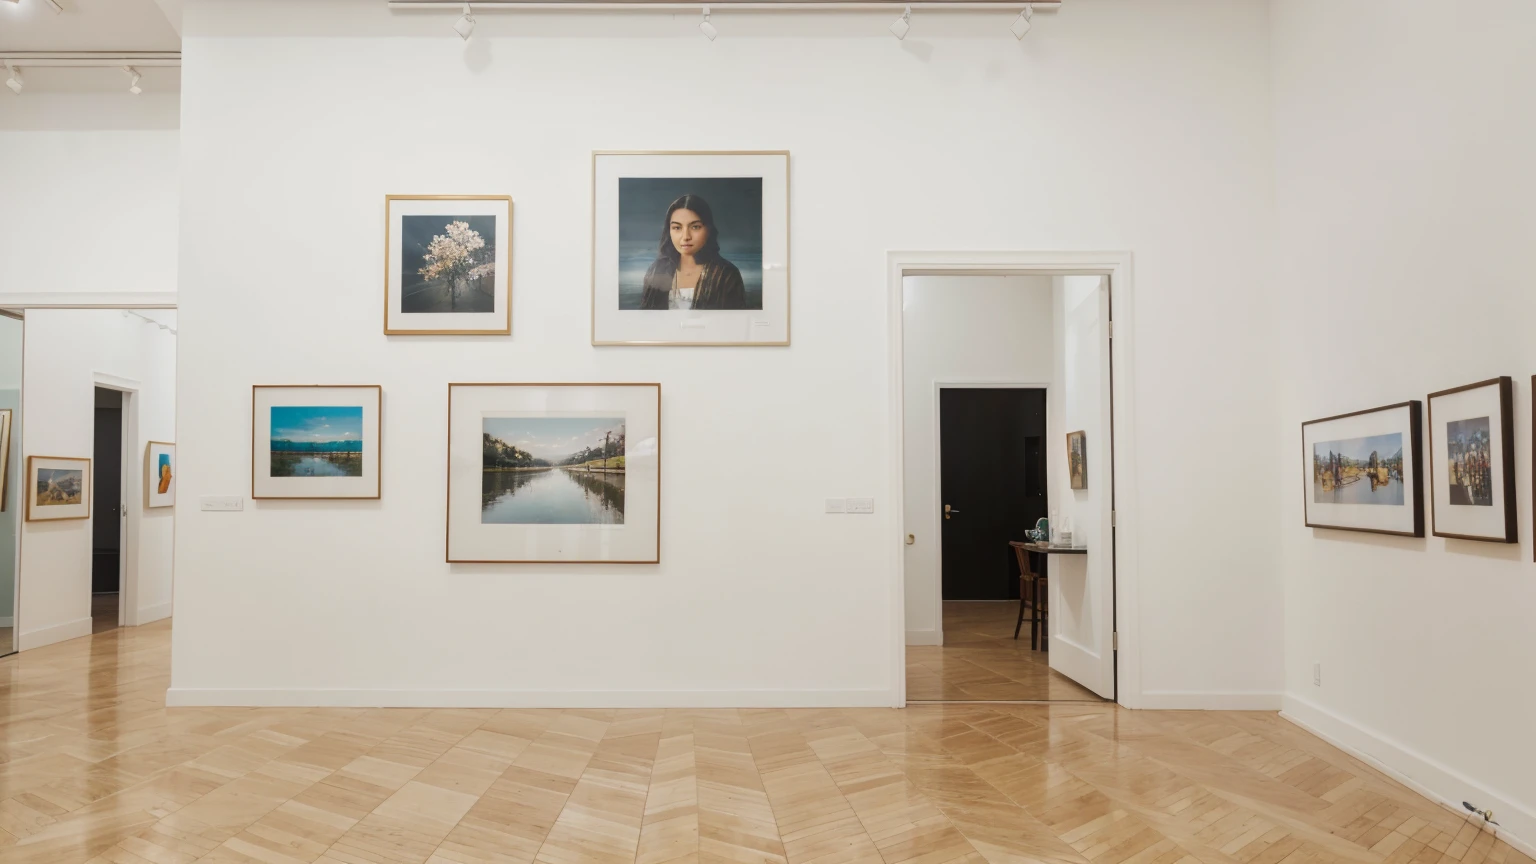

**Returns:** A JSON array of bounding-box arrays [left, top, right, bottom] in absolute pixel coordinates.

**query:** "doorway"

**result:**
[[92, 386, 123, 633], [897, 261, 1126, 705]]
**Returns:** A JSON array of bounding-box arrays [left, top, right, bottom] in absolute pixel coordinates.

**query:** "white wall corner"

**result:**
[[18, 616, 92, 651], [1282, 694, 1535, 859], [906, 629, 942, 646], [1132, 690, 1284, 711]]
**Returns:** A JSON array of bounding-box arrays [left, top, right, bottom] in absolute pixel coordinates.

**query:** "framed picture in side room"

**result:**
[[252, 385, 381, 500], [592, 151, 789, 346], [145, 441, 176, 509], [26, 455, 90, 522], [1067, 430, 1087, 490], [1301, 401, 1423, 537], [0, 409, 11, 511], [447, 383, 660, 563], [1428, 377, 1515, 543], [384, 195, 512, 335]]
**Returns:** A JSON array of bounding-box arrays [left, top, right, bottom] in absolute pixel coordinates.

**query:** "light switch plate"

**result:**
[[200, 496, 244, 512], [825, 498, 846, 514], [847, 497, 875, 514]]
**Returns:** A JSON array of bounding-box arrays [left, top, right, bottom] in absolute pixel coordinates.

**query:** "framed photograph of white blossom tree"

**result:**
[[384, 195, 512, 335]]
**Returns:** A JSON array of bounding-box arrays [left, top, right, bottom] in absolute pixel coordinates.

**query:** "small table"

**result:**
[[1008, 542, 1087, 651]]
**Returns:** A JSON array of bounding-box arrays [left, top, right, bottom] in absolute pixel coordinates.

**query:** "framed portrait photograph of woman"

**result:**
[[592, 151, 789, 346], [384, 195, 512, 335]]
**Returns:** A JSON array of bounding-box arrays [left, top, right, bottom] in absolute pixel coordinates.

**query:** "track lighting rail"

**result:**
[[0, 51, 181, 68]]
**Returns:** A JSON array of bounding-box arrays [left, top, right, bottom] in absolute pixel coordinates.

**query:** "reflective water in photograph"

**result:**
[[481, 468, 625, 524], [271, 452, 363, 478], [1313, 432, 1405, 505]]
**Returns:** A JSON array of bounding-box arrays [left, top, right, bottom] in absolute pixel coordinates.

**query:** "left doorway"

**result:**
[[92, 387, 123, 633]]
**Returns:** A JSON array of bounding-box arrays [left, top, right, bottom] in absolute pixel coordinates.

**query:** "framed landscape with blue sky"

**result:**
[[252, 385, 382, 499]]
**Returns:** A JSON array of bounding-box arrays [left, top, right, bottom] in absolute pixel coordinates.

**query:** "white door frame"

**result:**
[[94, 373, 142, 628], [887, 251, 1142, 707], [924, 380, 1051, 648]]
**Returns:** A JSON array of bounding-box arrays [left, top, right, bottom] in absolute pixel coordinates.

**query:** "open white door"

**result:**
[[1049, 276, 1115, 699]]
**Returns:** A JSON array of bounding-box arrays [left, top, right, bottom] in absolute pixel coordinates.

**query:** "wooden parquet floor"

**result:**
[[907, 602, 1104, 702], [0, 621, 1527, 864]]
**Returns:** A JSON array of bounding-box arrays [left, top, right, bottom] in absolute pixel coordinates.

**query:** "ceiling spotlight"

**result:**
[[453, 2, 475, 41], [4, 64, 21, 95], [124, 66, 142, 95], [1010, 5, 1033, 39], [890, 6, 911, 40], [699, 5, 717, 41]]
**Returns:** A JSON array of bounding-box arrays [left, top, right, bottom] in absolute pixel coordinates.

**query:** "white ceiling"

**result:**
[[0, 0, 181, 52]]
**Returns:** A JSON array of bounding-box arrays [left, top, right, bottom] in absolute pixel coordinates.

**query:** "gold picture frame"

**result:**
[[145, 440, 176, 509], [1067, 430, 1087, 490], [0, 408, 11, 512], [384, 194, 513, 336], [26, 455, 91, 522], [252, 385, 383, 500], [446, 382, 661, 563], [591, 150, 791, 347]]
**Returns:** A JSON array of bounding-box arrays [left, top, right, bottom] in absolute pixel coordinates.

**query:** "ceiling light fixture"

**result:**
[[1010, 5, 1033, 39], [4, 63, 21, 95], [123, 65, 142, 94], [453, 2, 475, 40], [699, 5, 717, 41], [889, 5, 910, 40]]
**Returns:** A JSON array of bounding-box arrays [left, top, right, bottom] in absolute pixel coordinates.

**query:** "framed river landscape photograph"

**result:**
[[252, 385, 382, 500], [592, 151, 789, 346], [384, 195, 512, 335], [1428, 377, 1516, 543], [1302, 400, 1424, 537], [447, 383, 660, 563]]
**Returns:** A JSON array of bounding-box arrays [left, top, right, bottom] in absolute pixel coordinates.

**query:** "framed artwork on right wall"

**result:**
[[1427, 376, 1516, 543]]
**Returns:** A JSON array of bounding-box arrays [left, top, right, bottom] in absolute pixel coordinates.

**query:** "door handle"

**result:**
[[944, 504, 960, 519]]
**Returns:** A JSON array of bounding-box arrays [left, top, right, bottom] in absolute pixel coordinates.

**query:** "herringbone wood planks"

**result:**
[[0, 621, 1526, 864]]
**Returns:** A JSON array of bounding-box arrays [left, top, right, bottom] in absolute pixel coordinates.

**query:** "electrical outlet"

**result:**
[[200, 496, 244, 512], [847, 497, 875, 514], [1313, 663, 1321, 686], [825, 498, 846, 514]]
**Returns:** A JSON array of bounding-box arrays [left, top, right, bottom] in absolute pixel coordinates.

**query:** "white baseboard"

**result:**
[[906, 629, 942, 646], [136, 602, 172, 624], [0, 616, 12, 627], [1282, 694, 1533, 858], [1133, 690, 1283, 710], [165, 687, 900, 709], [18, 616, 92, 651]]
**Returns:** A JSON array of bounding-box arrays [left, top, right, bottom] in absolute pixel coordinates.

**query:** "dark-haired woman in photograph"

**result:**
[[639, 194, 747, 310]]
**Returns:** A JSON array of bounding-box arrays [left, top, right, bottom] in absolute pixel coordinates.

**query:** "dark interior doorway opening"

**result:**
[[92, 386, 122, 633]]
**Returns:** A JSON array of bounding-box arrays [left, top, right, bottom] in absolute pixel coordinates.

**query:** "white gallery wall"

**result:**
[[1272, 0, 1536, 849], [901, 275, 1054, 644], [0, 127, 180, 302], [18, 310, 178, 649], [170, 0, 1283, 707]]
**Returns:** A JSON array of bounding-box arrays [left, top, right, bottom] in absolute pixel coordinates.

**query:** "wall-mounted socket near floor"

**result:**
[[1313, 663, 1321, 686], [846, 497, 875, 514], [200, 496, 244, 512], [825, 498, 846, 514]]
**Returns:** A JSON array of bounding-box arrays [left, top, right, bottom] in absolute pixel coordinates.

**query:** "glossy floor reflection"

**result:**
[[0, 620, 1527, 864], [907, 601, 1104, 701]]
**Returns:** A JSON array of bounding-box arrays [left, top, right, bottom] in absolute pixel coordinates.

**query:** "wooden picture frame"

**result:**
[[1066, 430, 1087, 490], [1301, 401, 1424, 537], [145, 441, 176, 509], [384, 194, 513, 336], [252, 385, 382, 500], [25, 455, 91, 522], [591, 150, 790, 347], [446, 382, 661, 563], [1427, 377, 1516, 543], [0, 408, 11, 512]]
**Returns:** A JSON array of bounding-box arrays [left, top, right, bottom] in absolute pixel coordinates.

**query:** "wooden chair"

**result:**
[[1009, 542, 1049, 651]]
